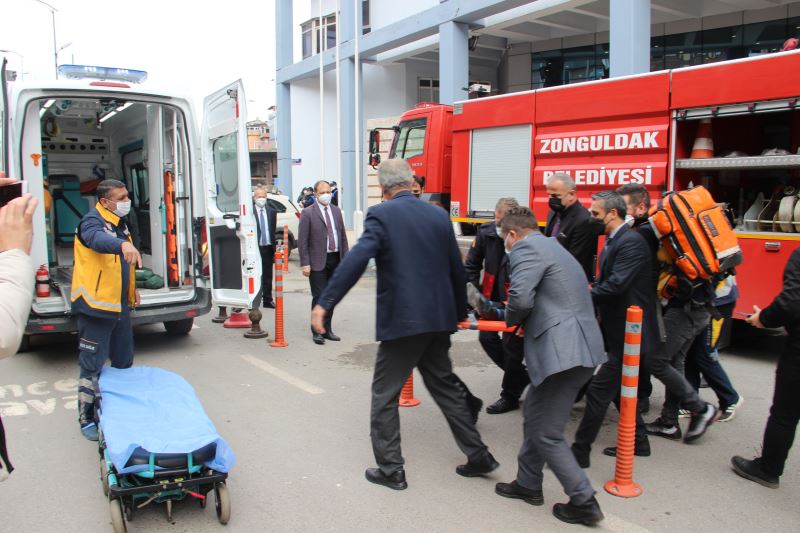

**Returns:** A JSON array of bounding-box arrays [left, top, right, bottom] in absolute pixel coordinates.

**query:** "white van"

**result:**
[[0, 63, 262, 348]]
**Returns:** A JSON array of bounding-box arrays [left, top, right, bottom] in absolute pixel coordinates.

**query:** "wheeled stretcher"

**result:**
[[95, 367, 236, 532]]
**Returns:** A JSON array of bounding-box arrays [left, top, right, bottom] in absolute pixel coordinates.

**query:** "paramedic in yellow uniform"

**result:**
[[71, 179, 141, 441]]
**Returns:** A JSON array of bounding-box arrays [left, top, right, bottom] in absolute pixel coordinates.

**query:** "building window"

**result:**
[[362, 0, 371, 34], [300, 15, 338, 59], [418, 78, 439, 103]]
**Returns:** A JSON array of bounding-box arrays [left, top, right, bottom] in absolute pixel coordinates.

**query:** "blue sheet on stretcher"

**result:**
[[98, 366, 236, 475]]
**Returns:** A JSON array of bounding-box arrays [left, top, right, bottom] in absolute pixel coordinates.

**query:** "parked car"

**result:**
[[267, 193, 301, 252]]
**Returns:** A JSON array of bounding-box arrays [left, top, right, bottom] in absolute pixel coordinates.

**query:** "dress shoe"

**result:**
[[323, 331, 341, 341], [486, 396, 519, 415], [365, 468, 407, 490], [495, 480, 544, 506], [552, 496, 604, 525], [571, 444, 590, 469], [467, 395, 483, 424], [685, 403, 717, 443], [603, 439, 651, 458], [312, 332, 326, 345], [263, 300, 276, 309], [731, 456, 779, 489], [456, 452, 499, 477]]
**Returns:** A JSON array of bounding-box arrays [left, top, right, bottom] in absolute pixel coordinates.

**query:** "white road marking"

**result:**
[[192, 324, 200, 329], [240, 354, 325, 395], [602, 511, 653, 533]]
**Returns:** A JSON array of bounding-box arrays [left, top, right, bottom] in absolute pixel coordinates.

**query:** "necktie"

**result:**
[[260, 208, 269, 246], [551, 215, 561, 238], [324, 207, 336, 252]]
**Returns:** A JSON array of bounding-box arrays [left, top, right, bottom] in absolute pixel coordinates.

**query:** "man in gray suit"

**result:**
[[492, 207, 606, 525], [298, 180, 349, 344]]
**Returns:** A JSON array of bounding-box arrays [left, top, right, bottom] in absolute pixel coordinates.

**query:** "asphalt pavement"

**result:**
[[1, 257, 798, 532]]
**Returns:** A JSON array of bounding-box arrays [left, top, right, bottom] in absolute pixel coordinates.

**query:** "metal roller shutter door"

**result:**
[[469, 124, 532, 213]]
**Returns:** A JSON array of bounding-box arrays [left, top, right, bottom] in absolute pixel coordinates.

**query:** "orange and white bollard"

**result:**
[[270, 247, 289, 347], [399, 373, 420, 407], [282, 225, 290, 273], [605, 305, 644, 498]]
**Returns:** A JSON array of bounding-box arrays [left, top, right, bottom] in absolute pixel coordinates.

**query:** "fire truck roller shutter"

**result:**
[[469, 124, 532, 214]]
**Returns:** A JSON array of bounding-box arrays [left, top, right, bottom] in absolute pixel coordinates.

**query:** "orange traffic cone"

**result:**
[[399, 373, 420, 407], [223, 308, 252, 328], [690, 118, 714, 159]]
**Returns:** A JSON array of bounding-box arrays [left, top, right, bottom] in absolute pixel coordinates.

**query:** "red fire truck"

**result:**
[[372, 50, 800, 318]]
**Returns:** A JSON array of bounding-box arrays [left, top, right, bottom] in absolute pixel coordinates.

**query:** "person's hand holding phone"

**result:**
[[0, 193, 38, 255], [745, 305, 765, 329]]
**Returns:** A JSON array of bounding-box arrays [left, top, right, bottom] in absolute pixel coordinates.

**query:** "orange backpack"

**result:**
[[648, 186, 742, 281]]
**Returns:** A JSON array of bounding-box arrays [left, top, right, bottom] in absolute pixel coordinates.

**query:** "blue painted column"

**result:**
[[337, 0, 363, 229], [610, 0, 651, 77], [276, 0, 294, 197], [439, 20, 469, 105]]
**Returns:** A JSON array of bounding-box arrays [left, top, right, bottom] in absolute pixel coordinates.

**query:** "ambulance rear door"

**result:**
[[201, 80, 261, 308]]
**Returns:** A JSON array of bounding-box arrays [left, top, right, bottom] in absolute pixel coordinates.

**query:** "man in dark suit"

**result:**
[[311, 159, 498, 491], [732, 248, 800, 488], [494, 206, 606, 525], [571, 191, 655, 468], [299, 179, 349, 344], [464, 197, 529, 415], [544, 173, 599, 281], [253, 187, 278, 308]]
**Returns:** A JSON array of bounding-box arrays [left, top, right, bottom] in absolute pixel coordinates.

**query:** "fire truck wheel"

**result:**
[[163, 318, 194, 336]]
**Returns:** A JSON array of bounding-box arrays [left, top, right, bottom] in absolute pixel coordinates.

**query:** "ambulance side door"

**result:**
[[201, 80, 261, 308]]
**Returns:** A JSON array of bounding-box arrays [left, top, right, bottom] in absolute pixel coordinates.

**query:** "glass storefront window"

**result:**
[[532, 49, 563, 88], [531, 15, 799, 89], [664, 31, 703, 70]]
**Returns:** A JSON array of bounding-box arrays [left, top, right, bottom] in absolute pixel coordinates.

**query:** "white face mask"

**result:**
[[504, 233, 514, 254], [624, 214, 635, 226], [318, 193, 332, 206], [495, 226, 503, 238], [255, 197, 267, 208], [112, 200, 131, 217]]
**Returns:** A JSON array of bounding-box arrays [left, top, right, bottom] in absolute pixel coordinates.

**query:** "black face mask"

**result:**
[[548, 196, 566, 213], [591, 216, 607, 235]]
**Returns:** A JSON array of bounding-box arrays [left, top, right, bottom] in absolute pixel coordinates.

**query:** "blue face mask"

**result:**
[[495, 226, 503, 238]]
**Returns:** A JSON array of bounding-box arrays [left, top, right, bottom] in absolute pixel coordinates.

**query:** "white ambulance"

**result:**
[[0, 62, 262, 349]]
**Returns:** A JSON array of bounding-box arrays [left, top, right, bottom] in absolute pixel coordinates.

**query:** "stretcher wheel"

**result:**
[[110, 498, 127, 533], [214, 482, 231, 525], [100, 457, 109, 497]]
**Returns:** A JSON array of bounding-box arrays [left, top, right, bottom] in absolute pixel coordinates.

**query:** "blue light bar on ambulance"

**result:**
[[57, 65, 148, 84]]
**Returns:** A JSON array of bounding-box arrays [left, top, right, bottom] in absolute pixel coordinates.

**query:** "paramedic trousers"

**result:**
[[478, 331, 530, 401], [684, 304, 739, 410], [653, 306, 710, 427], [371, 332, 489, 476], [77, 307, 134, 427]]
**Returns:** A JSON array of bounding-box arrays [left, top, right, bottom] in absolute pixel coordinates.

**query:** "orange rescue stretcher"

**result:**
[[457, 317, 516, 333]]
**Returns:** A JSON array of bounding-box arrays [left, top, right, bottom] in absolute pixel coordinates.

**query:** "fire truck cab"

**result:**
[[0, 63, 262, 348], [377, 51, 800, 317]]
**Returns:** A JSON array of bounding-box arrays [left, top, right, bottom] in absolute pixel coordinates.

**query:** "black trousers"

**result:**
[[371, 332, 489, 475], [309, 252, 340, 333], [573, 349, 649, 455], [478, 331, 530, 400], [652, 306, 709, 426], [258, 244, 275, 305], [761, 342, 800, 477]]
